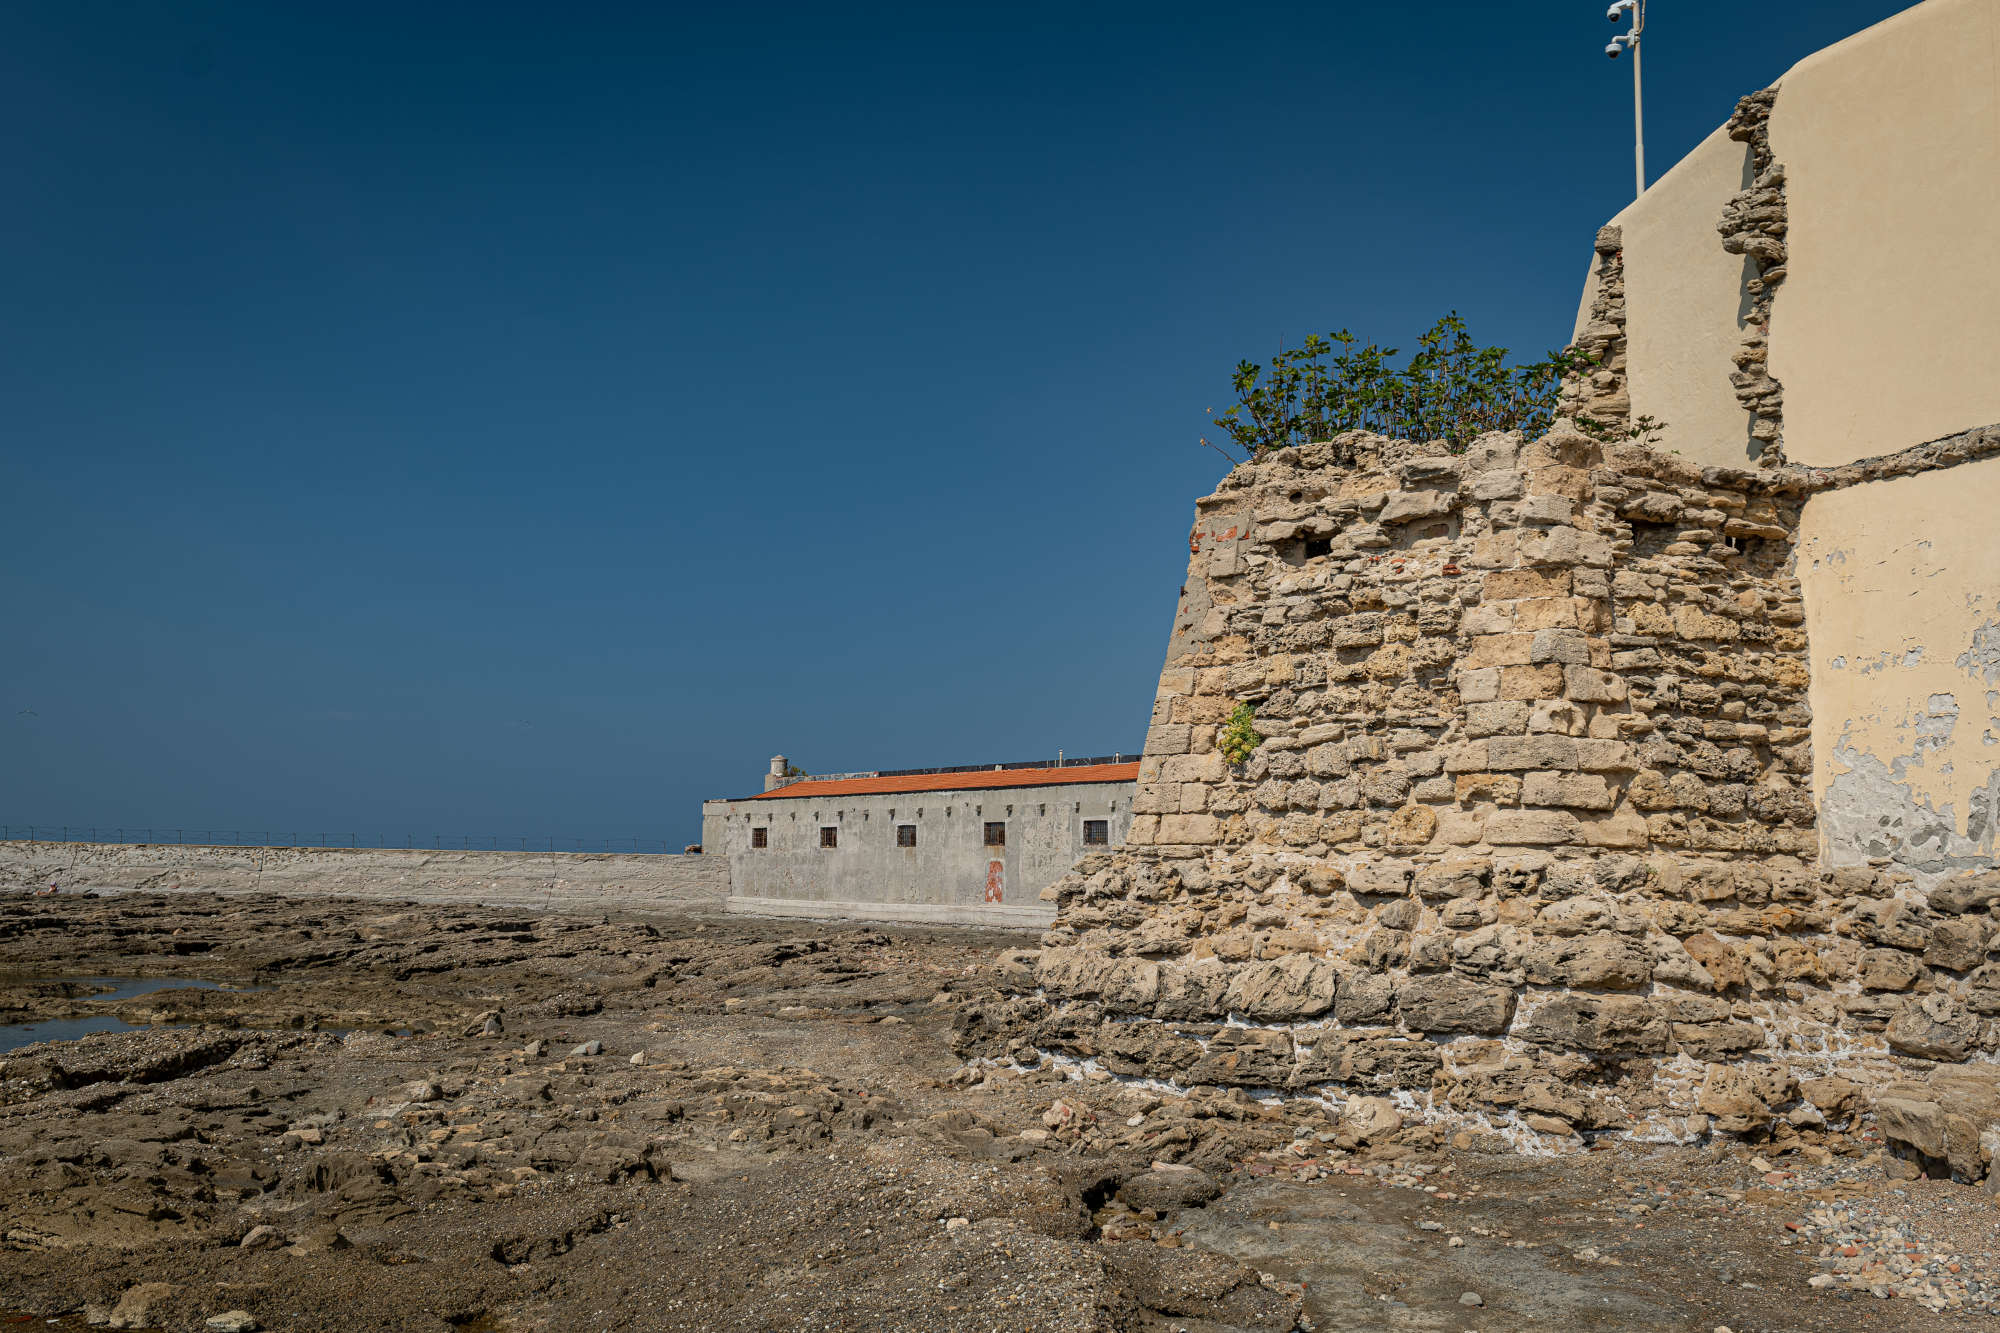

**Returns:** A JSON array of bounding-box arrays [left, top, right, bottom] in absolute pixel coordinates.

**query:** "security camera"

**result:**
[[1607, 0, 1636, 16], [1606, 41, 1622, 58]]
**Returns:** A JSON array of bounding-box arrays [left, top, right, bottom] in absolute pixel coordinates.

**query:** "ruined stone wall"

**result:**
[[958, 424, 2000, 1162]]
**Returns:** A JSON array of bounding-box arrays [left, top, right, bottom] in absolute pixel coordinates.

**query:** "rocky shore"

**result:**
[[0, 892, 1988, 1331]]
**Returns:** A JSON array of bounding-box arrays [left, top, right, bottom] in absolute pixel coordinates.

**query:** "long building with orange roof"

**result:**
[[702, 753, 1137, 925]]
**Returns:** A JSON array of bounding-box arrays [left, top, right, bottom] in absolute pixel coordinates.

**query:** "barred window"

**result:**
[[751, 827, 768, 848], [820, 826, 838, 849], [1082, 819, 1109, 846], [983, 822, 1006, 847], [896, 824, 917, 847]]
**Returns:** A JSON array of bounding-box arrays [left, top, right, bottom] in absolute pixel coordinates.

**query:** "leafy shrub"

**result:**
[[1204, 313, 1595, 457], [1218, 703, 1263, 767]]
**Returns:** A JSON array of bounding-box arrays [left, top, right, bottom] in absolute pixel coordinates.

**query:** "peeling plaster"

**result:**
[[1799, 457, 2000, 882]]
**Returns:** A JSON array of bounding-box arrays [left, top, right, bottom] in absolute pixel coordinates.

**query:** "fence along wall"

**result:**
[[956, 424, 2000, 1171], [0, 840, 730, 914]]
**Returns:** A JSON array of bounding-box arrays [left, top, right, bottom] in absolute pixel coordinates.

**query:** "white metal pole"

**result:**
[[1632, 34, 1646, 198]]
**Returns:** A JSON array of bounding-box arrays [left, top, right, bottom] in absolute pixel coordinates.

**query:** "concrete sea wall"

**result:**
[[0, 840, 730, 915]]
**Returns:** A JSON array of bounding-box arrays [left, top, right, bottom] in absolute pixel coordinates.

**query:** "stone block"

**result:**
[[1498, 665, 1567, 700], [1459, 604, 1513, 635], [1697, 1064, 1799, 1133], [1529, 629, 1592, 665], [1528, 699, 1585, 735], [1516, 493, 1575, 525], [1860, 948, 1924, 991], [1886, 992, 1979, 1062], [1413, 858, 1491, 901], [1483, 810, 1582, 846], [1222, 954, 1339, 1021], [1395, 974, 1515, 1034], [1468, 469, 1523, 501], [1379, 489, 1459, 524], [1454, 773, 1521, 805], [1573, 739, 1638, 771], [1672, 1021, 1767, 1061], [1926, 918, 1989, 971], [1673, 604, 1740, 642], [1293, 1031, 1442, 1091], [1483, 568, 1571, 600], [1578, 809, 1649, 848], [1521, 771, 1615, 810], [1458, 666, 1501, 702], [1518, 526, 1613, 568], [1154, 814, 1219, 845], [1333, 969, 1394, 1023], [1386, 805, 1438, 848], [1517, 994, 1671, 1056], [1465, 701, 1530, 738], [1486, 736, 1578, 771], [1512, 598, 1587, 632], [1524, 931, 1652, 988], [1564, 666, 1627, 703], [1441, 742, 1490, 773], [1930, 871, 2000, 916], [1162, 752, 1226, 784], [1463, 634, 1536, 668]]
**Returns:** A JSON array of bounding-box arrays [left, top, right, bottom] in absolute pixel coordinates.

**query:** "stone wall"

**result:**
[[958, 424, 2000, 1165], [0, 840, 730, 915]]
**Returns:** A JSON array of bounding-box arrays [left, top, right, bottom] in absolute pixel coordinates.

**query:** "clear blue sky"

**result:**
[[2, 1, 1912, 847]]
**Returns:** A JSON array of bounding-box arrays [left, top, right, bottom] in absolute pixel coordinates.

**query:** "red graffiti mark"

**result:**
[[1191, 525, 1240, 556], [984, 860, 1005, 904]]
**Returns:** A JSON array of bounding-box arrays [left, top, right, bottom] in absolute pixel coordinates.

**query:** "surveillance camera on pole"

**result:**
[[1600, 0, 1647, 198]]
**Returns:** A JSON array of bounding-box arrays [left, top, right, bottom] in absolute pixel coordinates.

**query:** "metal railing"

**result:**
[[874, 752, 1134, 778]]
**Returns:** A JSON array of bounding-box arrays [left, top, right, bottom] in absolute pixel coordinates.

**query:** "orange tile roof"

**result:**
[[744, 761, 1140, 801]]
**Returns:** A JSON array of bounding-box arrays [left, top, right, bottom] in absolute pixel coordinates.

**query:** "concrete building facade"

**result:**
[[1571, 0, 2000, 879], [703, 758, 1137, 925]]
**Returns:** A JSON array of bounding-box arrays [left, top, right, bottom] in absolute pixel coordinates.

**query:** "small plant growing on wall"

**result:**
[[1202, 313, 1597, 458], [1576, 411, 1669, 447], [1218, 703, 1263, 767]]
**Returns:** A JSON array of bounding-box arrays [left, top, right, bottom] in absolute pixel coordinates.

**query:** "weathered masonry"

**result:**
[[955, 0, 2000, 1171], [1572, 0, 2000, 881], [703, 758, 1137, 926]]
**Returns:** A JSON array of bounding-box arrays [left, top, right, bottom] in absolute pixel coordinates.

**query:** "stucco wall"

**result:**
[[1768, 0, 2000, 466], [1576, 125, 1756, 469], [1574, 0, 2000, 470], [1799, 455, 2000, 881], [703, 781, 1134, 924], [0, 840, 730, 913]]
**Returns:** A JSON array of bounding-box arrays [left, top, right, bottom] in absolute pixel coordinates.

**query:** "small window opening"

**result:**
[[896, 824, 917, 847], [1303, 537, 1333, 560], [1083, 819, 1109, 846], [819, 826, 838, 849], [751, 827, 768, 848], [983, 822, 1006, 847]]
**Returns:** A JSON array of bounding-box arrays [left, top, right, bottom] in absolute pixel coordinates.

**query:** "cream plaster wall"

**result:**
[[1607, 124, 1758, 468], [1799, 455, 2000, 881], [1768, 0, 2000, 466]]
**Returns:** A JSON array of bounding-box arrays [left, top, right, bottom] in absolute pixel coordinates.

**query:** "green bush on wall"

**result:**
[[1218, 703, 1263, 767], [1204, 313, 1598, 457]]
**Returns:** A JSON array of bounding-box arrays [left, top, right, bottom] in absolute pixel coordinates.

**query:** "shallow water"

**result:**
[[0, 975, 250, 1053]]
